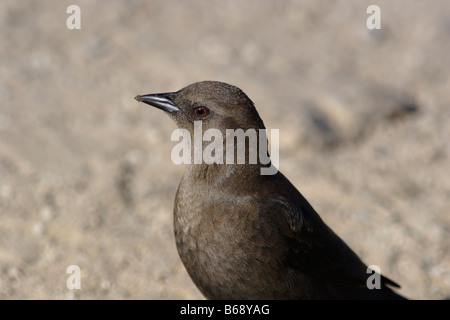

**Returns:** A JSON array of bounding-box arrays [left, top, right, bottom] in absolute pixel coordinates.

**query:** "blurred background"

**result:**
[[0, 0, 449, 299]]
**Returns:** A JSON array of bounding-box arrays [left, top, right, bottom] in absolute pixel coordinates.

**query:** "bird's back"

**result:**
[[173, 165, 405, 299]]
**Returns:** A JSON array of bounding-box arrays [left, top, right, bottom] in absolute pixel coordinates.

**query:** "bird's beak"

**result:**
[[135, 92, 180, 114]]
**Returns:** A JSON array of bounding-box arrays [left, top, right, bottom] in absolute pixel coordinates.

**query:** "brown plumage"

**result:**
[[135, 81, 406, 299]]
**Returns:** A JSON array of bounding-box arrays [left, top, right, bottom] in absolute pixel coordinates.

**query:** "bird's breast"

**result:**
[[173, 179, 297, 299]]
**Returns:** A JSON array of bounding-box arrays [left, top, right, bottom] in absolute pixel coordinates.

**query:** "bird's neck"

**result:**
[[181, 127, 277, 184], [184, 162, 264, 187]]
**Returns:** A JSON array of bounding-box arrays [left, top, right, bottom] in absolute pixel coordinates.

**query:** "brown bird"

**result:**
[[135, 81, 406, 299]]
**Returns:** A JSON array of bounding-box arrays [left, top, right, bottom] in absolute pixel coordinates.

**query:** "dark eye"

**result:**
[[194, 106, 210, 118]]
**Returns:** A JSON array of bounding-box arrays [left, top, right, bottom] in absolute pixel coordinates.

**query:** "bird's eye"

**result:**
[[194, 106, 210, 118]]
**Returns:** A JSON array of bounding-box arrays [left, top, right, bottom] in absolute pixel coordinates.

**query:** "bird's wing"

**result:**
[[260, 195, 400, 289]]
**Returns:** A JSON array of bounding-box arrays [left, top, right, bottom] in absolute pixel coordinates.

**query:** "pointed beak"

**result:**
[[135, 92, 180, 114]]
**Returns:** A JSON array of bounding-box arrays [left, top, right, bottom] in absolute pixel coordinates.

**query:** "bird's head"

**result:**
[[135, 81, 266, 136]]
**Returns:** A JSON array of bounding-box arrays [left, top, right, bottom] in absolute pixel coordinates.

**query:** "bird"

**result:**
[[135, 81, 406, 300]]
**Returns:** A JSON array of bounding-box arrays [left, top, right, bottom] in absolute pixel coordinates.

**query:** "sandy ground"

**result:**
[[0, 0, 449, 299]]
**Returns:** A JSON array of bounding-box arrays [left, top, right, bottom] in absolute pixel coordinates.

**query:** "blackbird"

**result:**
[[135, 81, 406, 299]]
